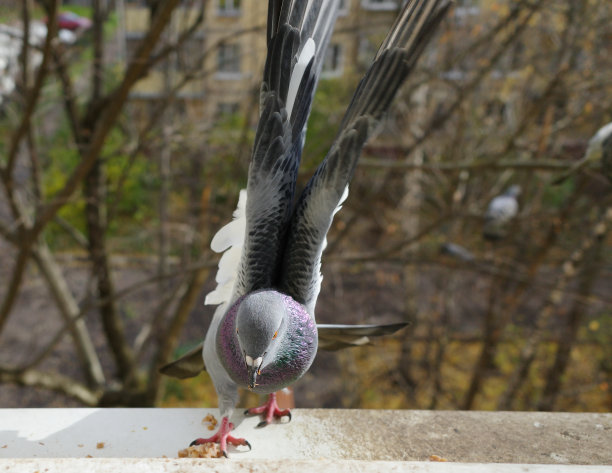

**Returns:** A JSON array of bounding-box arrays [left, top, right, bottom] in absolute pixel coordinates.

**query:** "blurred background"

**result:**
[[0, 0, 610, 413]]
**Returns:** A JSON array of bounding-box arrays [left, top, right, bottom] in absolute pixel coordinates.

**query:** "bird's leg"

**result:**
[[244, 392, 292, 428], [190, 416, 251, 458]]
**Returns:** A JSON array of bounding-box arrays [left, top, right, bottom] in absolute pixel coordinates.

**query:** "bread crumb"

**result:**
[[178, 443, 222, 458], [429, 454, 448, 462], [96, 442, 105, 449], [86, 455, 93, 458], [202, 414, 218, 431]]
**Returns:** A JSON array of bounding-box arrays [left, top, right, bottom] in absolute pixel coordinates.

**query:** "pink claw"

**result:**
[[244, 392, 292, 427], [190, 416, 251, 457]]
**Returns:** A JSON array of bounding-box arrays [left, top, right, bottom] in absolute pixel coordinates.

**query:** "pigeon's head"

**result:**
[[505, 185, 522, 198], [217, 289, 318, 393], [235, 291, 288, 390]]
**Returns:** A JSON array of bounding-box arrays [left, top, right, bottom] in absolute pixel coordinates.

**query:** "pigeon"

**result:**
[[482, 185, 521, 241], [161, 0, 451, 457], [440, 242, 475, 262], [553, 122, 612, 185]]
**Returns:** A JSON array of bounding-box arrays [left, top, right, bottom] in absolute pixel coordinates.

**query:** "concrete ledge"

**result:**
[[0, 408, 610, 470], [2, 459, 611, 473]]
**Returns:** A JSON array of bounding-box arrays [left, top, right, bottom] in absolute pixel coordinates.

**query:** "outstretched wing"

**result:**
[[159, 322, 409, 377], [205, 0, 340, 308], [317, 323, 408, 351], [159, 342, 205, 379], [280, 0, 451, 315]]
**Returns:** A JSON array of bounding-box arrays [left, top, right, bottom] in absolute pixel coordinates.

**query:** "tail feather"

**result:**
[[342, 0, 452, 130], [280, 0, 451, 313], [206, 1, 340, 306]]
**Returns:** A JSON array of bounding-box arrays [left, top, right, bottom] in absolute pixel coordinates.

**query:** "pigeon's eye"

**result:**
[[272, 330, 278, 339]]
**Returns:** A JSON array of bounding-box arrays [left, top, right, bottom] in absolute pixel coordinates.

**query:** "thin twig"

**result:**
[[2, 0, 58, 177]]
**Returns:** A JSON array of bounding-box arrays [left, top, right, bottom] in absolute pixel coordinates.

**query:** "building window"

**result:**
[[177, 36, 204, 72], [439, 69, 467, 82], [454, 0, 479, 18], [217, 43, 241, 77], [338, 0, 349, 15], [216, 102, 240, 118], [357, 36, 377, 70], [218, 0, 241, 16], [322, 43, 343, 78], [361, 0, 398, 11], [125, 35, 143, 62]]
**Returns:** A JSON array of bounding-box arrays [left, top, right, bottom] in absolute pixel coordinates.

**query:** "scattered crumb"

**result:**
[[178, 443, 222, 458], [202, 414, 218, 431], [77, 444, 84, 448], [96, 442, 105, 449], [1, 445, 6, 449], [86, 455, 93, 458], [429, 455, 448, 462], [38, 442, 44, 446], [143, 426, 148, 430]]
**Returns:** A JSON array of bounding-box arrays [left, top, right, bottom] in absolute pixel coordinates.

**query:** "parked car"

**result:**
[[47, 11, 92, 31]]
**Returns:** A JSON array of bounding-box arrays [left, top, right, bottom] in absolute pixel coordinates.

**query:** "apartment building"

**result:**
[[122, 0, 409, 123]]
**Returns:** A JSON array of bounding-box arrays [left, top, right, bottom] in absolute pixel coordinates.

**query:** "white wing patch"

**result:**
[[205, 189, 248, 306], [307, 184, 349, 315], [286, 38, 315, 119], [321, 184, 349, 252]]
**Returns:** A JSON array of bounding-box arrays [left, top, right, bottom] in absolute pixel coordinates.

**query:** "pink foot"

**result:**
[[190, 416, 251, 458], [244, 392, 292, 428]]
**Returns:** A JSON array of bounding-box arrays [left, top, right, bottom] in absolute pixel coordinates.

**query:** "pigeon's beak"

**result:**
[[245, 356, 262, 390], [247, 365, 258, 390]]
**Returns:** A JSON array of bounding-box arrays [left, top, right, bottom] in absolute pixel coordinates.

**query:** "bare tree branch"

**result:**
[[2, 0, 58, 178], [30, 0, 182, 239], [31, 241, 106, 386], [359, 157, 575, 171], [0, 367, 100, 406], [499, 206, 612, 409]]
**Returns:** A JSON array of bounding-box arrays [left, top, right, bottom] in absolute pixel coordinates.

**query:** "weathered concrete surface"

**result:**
[[1, 459, 610, 473], [0, 408, 610, 466]]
